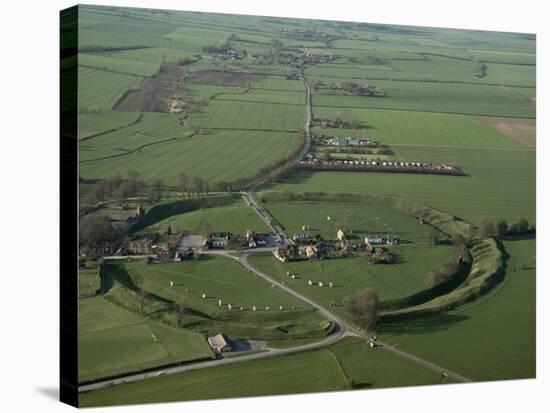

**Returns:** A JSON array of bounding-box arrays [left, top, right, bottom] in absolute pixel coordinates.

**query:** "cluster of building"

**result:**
[[287, 53, 335, 68], [213, 49, 243, 60], [320, 136, 378, 147], [274, 229, 400, 262], [298, 157, 464, 175], [317, 118, 359, 129]]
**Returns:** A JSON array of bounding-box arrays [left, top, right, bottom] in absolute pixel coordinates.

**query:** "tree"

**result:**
[[496, 220, 508, 236], [345, 288, 380, 332], [174, 302, 185, 328], [425, 271, 446, 289], [152, 178, 164, 202], [138, 289, 147, 316], [477, 218, 496, 238], [516, 218, 529, 234], [116, 183, 130, 207], [179, 173, 190, 196]]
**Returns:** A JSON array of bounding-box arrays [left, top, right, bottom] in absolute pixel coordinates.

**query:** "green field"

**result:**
[[80, 336, 449, 406], [79, 53, 161, 77], [263, 200, 441, 242], [103, 256, 330, 341], [267, 145, 535, 224], [248, 245, 455, 320], [139, 198, 270, 235], [80, 129, 301, 185], [78, 268, 100, 297], [78, 297, 213, 382], [312, 107, 527, 149], [216, 89, 305, 105], [312, 81, 535, 118], [79, 112, 141, 139], [78, 67, 141, 112], [379, 239, 536, 381], [187, 100, 305, 131]]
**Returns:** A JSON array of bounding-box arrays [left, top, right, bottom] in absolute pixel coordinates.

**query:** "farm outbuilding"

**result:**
[[208, 333, 232, 353]]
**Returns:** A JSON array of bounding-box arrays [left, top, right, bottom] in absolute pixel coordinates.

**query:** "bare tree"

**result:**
[[345, 288, 380, 332], [179, 173, 190, 197], [477, 218, 496, 238], [152, 178, 164, 202]]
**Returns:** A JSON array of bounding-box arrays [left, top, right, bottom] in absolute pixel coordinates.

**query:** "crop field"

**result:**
[[80, 129, 300, 185], [79, 53, 161, 77], [78, 297, 213, 382], [98, 47, 197, 65], [251, 76, 306, 91], [187, 100, 305, 131], [312, 81, 535, 118], [215, 89, 305, 105], [263, 200, 441, 242], [139, 198, 270, 235], [78, 67, 141, 112], [312, 107, 526, 148], [379, 239, 535, 381], [269, 145, 535, 224], [248, 245, 455, 319]]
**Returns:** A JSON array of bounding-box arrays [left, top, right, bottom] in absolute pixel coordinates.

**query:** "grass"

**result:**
[[78, 67, 141, 112], [251, 76, 305, 91], [79, 53, 161, 77], [103, 256, 330, 341], [78, 297, 213, 382], [262, 200, 442, 243], [78, 268, 100, 297], [312, 107, 528, 149], [79, 112, 141, 139], [266, 145, 535, 224], [80, 129, 301, 185], [248, 244, 456, 321], [216, 89, 305, 105], [79, 349, 346, 406], [311, 80, 535, 118], [378, 238, 536, 381], [139, 198, 270, 235], [187, 100, 305, 131]]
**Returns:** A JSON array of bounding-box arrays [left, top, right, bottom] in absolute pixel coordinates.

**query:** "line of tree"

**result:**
[[477, 217, 534, 238], [424, 245, 471, 289]]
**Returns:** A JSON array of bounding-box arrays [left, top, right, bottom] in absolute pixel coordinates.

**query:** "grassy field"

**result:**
[[312, 107, 528, 149], [79, 112, 141, 139], [139, 198, 270, 235], [80, 129, 300, 185], [267, 145, 535, 224], [187, 100, 305, 131], [78, 268, 100, 297], [80, 349, 346, 406], [251, 76, 305, 91], [379, 238, 536, 381], [216, 89, 305, 105], [79, 336, 449, 406], [312, 80, 535, 118], [263, 200, 441, 242], [103, 256, 330, 341], [78, 67, 141, 112], [79, 53, 161, 77], [248, 245, 456, 320], [78, 297, 213, 382]]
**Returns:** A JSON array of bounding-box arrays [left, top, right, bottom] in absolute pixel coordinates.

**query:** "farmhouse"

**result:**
[[293, 232, 309, 242], [327, 137, 376, 147], [305, 245, 318, 259], [207, 333, 232, 353], [365, 235, 400, 247]]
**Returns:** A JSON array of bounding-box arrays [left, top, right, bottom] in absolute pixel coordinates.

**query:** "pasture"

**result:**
[[379, 239, 536, 381], [78, 268, 100, 297], [262, 200, 441, 242], [312, 107, 527, 149], [215, 89, 305, 105], [138, 198, 270, 235], [79, 53, 161, 77], [79, 112, 141, 139], [248, 244, 456, 320], [78, 297, 213, 382], [103, 256, 331, 341], [80, 129, 301, 186]]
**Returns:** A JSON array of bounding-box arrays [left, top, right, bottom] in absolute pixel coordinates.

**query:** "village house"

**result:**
[[337, 229, 346, 241], [365, 235, 400, 247], [209, 233, 230, 249], [207, 333, 232, 353], [305, 245, 318, 259], [125, 236, 154, 255], [293, 232, 309, 242]]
